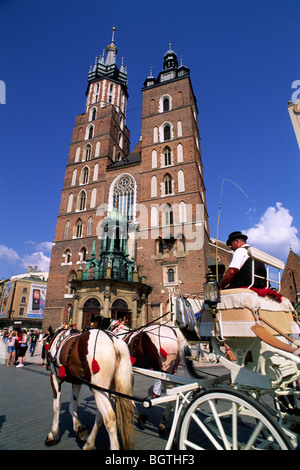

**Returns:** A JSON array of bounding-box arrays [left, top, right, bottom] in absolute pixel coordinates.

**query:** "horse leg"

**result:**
[[83, 391, 118, 450], [159, 401, 173, 435], [45, 371, 61, 446], [158, 379, 173, 435], [83, 408, 103, 450], [69, 384, 89, 441]]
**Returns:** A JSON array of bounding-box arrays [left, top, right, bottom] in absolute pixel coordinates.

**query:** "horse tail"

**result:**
[[112, 337, 135, 450]]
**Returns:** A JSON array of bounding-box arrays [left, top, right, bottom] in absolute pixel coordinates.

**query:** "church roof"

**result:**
[[106, 152, 141, 170]]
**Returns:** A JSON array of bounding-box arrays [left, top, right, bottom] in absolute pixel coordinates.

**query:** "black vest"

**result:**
[[228, 246, 267, 289]]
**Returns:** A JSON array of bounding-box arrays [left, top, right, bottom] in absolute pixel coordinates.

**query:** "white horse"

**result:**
[[45, 326, 134, 450], [110, 321, 194, 433]]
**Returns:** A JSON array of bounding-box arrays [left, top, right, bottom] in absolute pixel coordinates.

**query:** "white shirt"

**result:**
[[229, 245, 249, 271]]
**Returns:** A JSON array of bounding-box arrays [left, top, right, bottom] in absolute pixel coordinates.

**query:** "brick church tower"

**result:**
[[43, 31, 210, 330]]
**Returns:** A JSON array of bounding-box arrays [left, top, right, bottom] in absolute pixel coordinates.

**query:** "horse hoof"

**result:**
[[158, 424, 169, 436], [137, 414, 147, 429], [77, 425, 88, 441], [45, 436, 59, 447]]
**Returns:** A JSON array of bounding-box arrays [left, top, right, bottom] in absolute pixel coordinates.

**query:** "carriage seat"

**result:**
[[198, 288, 299, 339]]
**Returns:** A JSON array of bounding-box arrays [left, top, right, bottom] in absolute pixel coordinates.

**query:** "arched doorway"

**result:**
[[82, 298, 100, 328], [111, 299, 131, 326]]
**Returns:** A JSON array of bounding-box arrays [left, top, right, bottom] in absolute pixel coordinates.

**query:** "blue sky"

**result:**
[[0, 0, 299, 280]]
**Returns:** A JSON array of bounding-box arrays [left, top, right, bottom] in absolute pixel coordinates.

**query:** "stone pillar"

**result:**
[[103, 286, 111, 317]]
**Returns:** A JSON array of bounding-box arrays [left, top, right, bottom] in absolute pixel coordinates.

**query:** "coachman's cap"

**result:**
[[226, 231, 248, 246]]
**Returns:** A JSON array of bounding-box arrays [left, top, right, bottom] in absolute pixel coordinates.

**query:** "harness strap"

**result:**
[[64, 371, 151, 406]]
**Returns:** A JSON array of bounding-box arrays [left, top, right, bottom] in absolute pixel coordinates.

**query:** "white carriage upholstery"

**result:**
[[198, 288, 299, 339]]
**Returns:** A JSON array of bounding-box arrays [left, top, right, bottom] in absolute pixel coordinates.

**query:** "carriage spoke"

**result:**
[[232, 401, 238, 450], [208, 399, 231, 450], [244, 420, 264, 450], [189, 411, 224, 450]]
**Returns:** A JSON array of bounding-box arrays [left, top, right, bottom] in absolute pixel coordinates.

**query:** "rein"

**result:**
[[65, 371, 151, 407], [111, 311, 172, 336]]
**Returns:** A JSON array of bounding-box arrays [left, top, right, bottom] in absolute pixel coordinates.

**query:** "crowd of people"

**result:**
[[1, 326, 53, 368]]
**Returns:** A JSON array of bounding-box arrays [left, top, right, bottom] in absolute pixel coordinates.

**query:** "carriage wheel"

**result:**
[[178, 388, 292, 450]]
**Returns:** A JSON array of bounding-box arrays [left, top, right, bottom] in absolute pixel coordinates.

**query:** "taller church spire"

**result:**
[[87, 27, 127, 87], [105, 26, 118, 65]]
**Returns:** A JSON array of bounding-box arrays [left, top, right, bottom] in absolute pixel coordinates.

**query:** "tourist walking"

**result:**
[[29, 330, 39, 356]]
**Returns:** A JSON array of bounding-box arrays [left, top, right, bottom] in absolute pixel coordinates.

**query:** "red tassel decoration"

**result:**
[[130, 356, 136, 365], [92, 359, 100, 374], [58, 365, 66, 379], [45, 344, 49, 351], [160, 347, 168, 358]]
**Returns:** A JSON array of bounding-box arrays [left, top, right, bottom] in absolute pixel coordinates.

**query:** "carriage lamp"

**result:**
[[203, 272, 220, 307], [204, 272, 221, 338]]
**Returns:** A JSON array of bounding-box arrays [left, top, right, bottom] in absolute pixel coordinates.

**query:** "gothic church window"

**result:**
[[177, 143, 183, 163], [152, 149, 157, 168], [178, 170, 185, 192], [164, 146, 171, 166], [67, 194, 73, 213], [164, 204, 174, 225], [177, 91, 183, 106], [177, 120, 182, 137], [81, 167, 89, 185], [83, 144, 91, 161], [75, 219, 83, 238], [163, 97, 170, 111], [150, 99, 155, 114], [95, 141, 100, 157], [164, 174, 172, 195], [64, 220, 70, 239], [164, 125, 171, 141], [90, 188, 97, 208], [63, 249, 71, 264], [112, 174, 135, 221], [87, 217, 93, 236], [71, 169, 77, 186], [79, 247, 87, 262], [78, 191, 86, 211], [75, 147, 81, 163], [151, 176, 157, 197], [86, 125, 94, 140], [151, 206, 158, 227], [90, 108, 97, 121], [179, 201, 187, 223], [93, 163, 99, 181]]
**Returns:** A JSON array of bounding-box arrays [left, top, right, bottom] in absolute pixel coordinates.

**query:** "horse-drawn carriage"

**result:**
[[45, 247, 300, 450]]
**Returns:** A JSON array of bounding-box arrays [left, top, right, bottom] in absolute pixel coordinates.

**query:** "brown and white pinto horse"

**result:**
[[110, 321, 187, 433], [45, 326, 134, 450]]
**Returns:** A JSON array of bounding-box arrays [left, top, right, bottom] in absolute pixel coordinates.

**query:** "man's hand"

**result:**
[[220, 268, 238, 289]]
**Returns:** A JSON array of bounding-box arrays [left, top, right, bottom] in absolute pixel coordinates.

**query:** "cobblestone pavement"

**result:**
[[0, 340, 224, 451]]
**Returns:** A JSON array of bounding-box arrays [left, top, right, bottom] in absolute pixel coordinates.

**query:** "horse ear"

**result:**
[[91, 314, 95, 322]]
